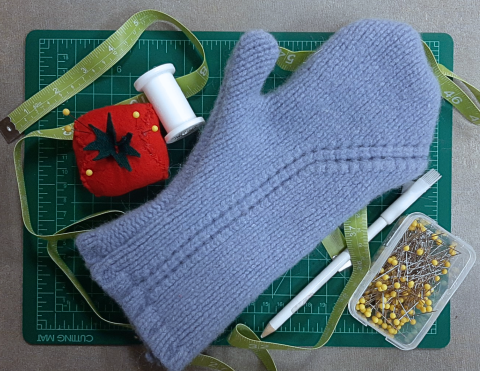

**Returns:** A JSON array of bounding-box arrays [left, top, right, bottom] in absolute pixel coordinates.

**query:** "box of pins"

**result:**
[[348, 212, 476, 350]]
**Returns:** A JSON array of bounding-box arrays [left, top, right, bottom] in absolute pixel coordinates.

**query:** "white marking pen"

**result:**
[[261, 169, 441, 338]]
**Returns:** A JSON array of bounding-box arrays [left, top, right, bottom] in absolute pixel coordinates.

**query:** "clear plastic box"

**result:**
[[348, 212, 476, 350]]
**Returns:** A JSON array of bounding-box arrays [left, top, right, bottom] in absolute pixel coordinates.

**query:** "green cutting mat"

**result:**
[[22, 30, 453, 348]]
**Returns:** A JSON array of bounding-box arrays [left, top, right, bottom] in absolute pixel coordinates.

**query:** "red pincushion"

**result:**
[[72, 103, 169, 197]]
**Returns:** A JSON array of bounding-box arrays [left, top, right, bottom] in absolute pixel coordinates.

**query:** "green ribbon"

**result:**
[[321, 227, 347, 258], [422, 42, 480, 124], [13, 124, 131, 327]]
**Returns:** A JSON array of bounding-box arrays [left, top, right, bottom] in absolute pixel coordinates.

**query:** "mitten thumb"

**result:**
[[218, 30, 279, 102]]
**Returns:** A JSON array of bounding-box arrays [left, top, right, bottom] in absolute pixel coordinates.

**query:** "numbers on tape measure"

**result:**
[[285, 54, 295, 64], [248, 343, 270, 350], [108, 45, 117, 55], [199, 66, 208, 76], [355, 260, 364, 270], [451, 96, 462, 104], [207, 362, 230, 371], [53, 87, 62, 97], [444, 90, 463, 104]]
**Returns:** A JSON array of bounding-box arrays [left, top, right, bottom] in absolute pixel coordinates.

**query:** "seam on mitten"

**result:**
[[91, 151, 425, 295], [118, 147, 423, 258], [102, 142, 424, 262]]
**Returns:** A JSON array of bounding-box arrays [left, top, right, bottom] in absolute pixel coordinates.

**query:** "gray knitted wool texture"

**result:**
[[75, 19, 441, 371]]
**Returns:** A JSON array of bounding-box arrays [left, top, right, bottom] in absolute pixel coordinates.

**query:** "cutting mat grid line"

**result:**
[[23, 31, 452, 348]]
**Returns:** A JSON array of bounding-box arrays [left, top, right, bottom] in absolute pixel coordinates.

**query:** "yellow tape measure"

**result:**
[[422, 43, 480, 124], [0, 10, 209, 143]]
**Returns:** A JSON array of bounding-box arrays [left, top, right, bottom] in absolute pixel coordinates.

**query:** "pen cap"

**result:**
[[380, 171, 441, 224], [348, 212, 476, 350], [134, 63, 205, 143]]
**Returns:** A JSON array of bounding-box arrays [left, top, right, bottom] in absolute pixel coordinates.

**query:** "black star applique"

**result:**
[[84, 112, 140, 172]]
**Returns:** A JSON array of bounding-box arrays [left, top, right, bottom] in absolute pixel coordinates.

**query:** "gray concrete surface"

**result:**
[[1, 1, 480, 370]]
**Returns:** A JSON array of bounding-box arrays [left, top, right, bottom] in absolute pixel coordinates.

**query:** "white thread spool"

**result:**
[[134, 63, 205, 143]]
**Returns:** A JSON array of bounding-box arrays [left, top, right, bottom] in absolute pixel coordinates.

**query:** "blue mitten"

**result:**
[[76, 19, 441, 371]]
